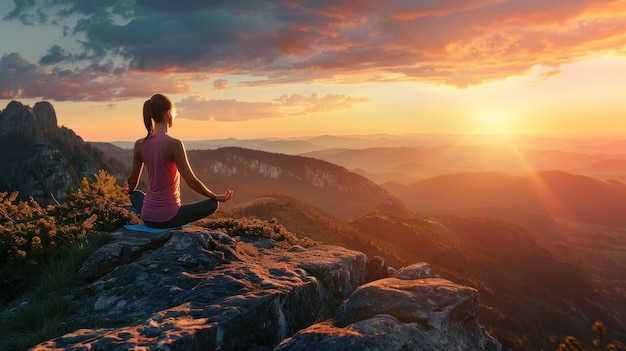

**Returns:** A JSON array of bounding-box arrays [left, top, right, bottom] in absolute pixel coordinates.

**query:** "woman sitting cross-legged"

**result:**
[[125, 93, 232, 228]]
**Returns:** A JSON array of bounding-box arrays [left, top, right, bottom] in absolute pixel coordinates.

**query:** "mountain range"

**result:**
[[383, 170, 626, 227], [113, 134, 626, 185], [301, 144, 626, 185], [2, 100, 625, 350]]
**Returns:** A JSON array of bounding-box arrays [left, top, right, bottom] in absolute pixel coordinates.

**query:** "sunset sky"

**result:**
[[1, 1, 626, 142]]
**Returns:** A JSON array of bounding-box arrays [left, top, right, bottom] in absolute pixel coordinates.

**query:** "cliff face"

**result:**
[[186, 147, 391, 219], [0, 100, 128, 203], [1, 140, 76, 203], [28, 226, 500, 351]]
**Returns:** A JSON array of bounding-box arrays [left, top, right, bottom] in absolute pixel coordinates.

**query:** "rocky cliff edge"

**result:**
[[28, 226, 500, 351]]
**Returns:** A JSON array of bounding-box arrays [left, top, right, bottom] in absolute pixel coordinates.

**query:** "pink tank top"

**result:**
[[141, 134, 181, 222]]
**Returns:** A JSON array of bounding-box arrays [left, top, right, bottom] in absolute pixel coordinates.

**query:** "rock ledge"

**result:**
[[30, 226, 500, 351]]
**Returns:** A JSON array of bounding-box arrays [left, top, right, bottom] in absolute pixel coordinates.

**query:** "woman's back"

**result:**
[[141, 134, 181, 222], [126, 93, 231, 228]]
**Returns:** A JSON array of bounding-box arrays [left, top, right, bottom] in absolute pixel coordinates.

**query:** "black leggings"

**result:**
[[130, 191, 219, 228]]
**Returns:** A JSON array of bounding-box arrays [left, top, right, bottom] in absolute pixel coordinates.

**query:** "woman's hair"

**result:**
[[143, 93, 173, 140]]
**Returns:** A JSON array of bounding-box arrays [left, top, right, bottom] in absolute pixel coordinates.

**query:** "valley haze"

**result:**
[[108, 133, 626, 185]]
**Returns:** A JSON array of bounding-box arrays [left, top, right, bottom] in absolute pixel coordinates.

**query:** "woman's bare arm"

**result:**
[[126, 139, 144, 192], [168, 138, 232, 201]]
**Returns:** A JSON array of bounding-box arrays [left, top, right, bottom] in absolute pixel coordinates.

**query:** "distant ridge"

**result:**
[[383, 170, 626, 227], [302, 144, 626, 184], [184, 146, 392, 219]]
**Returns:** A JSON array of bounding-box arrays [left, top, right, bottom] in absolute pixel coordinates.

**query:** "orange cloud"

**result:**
[[275, 93, 370, 113], [213, 79, 228, 90], [176, 92, 370, 121]]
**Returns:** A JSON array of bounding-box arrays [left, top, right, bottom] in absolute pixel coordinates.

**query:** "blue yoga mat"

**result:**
[[123, 223, 191, 233]]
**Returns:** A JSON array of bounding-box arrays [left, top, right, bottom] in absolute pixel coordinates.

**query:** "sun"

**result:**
[[477, 112, 515, 135], [488, 114, 499, 123]]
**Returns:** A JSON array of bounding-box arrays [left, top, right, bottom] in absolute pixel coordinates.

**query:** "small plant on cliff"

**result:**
[[198, 217, 318, 248], [49, 169, 137, 232], [0, 191, 65, 301], [556, 321, 619, 351]]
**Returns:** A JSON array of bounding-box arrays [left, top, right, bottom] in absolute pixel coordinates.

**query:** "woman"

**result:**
[[126, 93, 232, 228]]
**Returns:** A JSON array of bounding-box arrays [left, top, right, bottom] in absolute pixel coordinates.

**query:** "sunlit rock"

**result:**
[[31, 226, 499, 351]]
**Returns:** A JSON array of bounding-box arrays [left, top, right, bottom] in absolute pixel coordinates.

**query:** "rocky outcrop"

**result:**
[[0, 100, 128, 203], [29, 226, 500, 351], [32, 101, 58, 130], [0, 100, 39, 138]]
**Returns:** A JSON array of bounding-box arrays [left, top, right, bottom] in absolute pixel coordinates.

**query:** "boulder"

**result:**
[[276, 312, 500, 351], [392, 261, 439, 280], [275, 314, 426, 351], [365, 255, 389, 282], [333, 277, 485, 332], [277, 267, 500, 351]]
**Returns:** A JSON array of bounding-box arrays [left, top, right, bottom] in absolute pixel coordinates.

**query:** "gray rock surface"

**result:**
[[30, 226, 499, 351], [32, 226, 367, 350], [392, 261, 440, 280], [279, 264, 500, 351], [32, 101, 58, 130]]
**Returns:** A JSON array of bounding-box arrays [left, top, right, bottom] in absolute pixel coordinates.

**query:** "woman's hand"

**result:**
[[215, 189, 233, 202]]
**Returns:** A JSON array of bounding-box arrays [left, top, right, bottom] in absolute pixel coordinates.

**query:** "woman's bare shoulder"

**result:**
[[131, 138, 144, 162], [133, 138, 144, 151], [162, 135, 185, 155]]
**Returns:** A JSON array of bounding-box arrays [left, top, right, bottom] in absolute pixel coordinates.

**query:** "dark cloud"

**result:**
[[135, 0, 221, 13], [0, 52, 192, 101], [2, 0, 626, 101], [39, 45, 74, 65], [3, 0, 43, 25]]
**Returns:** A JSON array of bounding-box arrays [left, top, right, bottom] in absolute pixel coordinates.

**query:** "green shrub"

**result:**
[[49, 170, 137, 232], [198, 217, 318, 248], [0, 170, 136, 351], [1, 192, 60, 301], [0, 170, 138, 304]]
